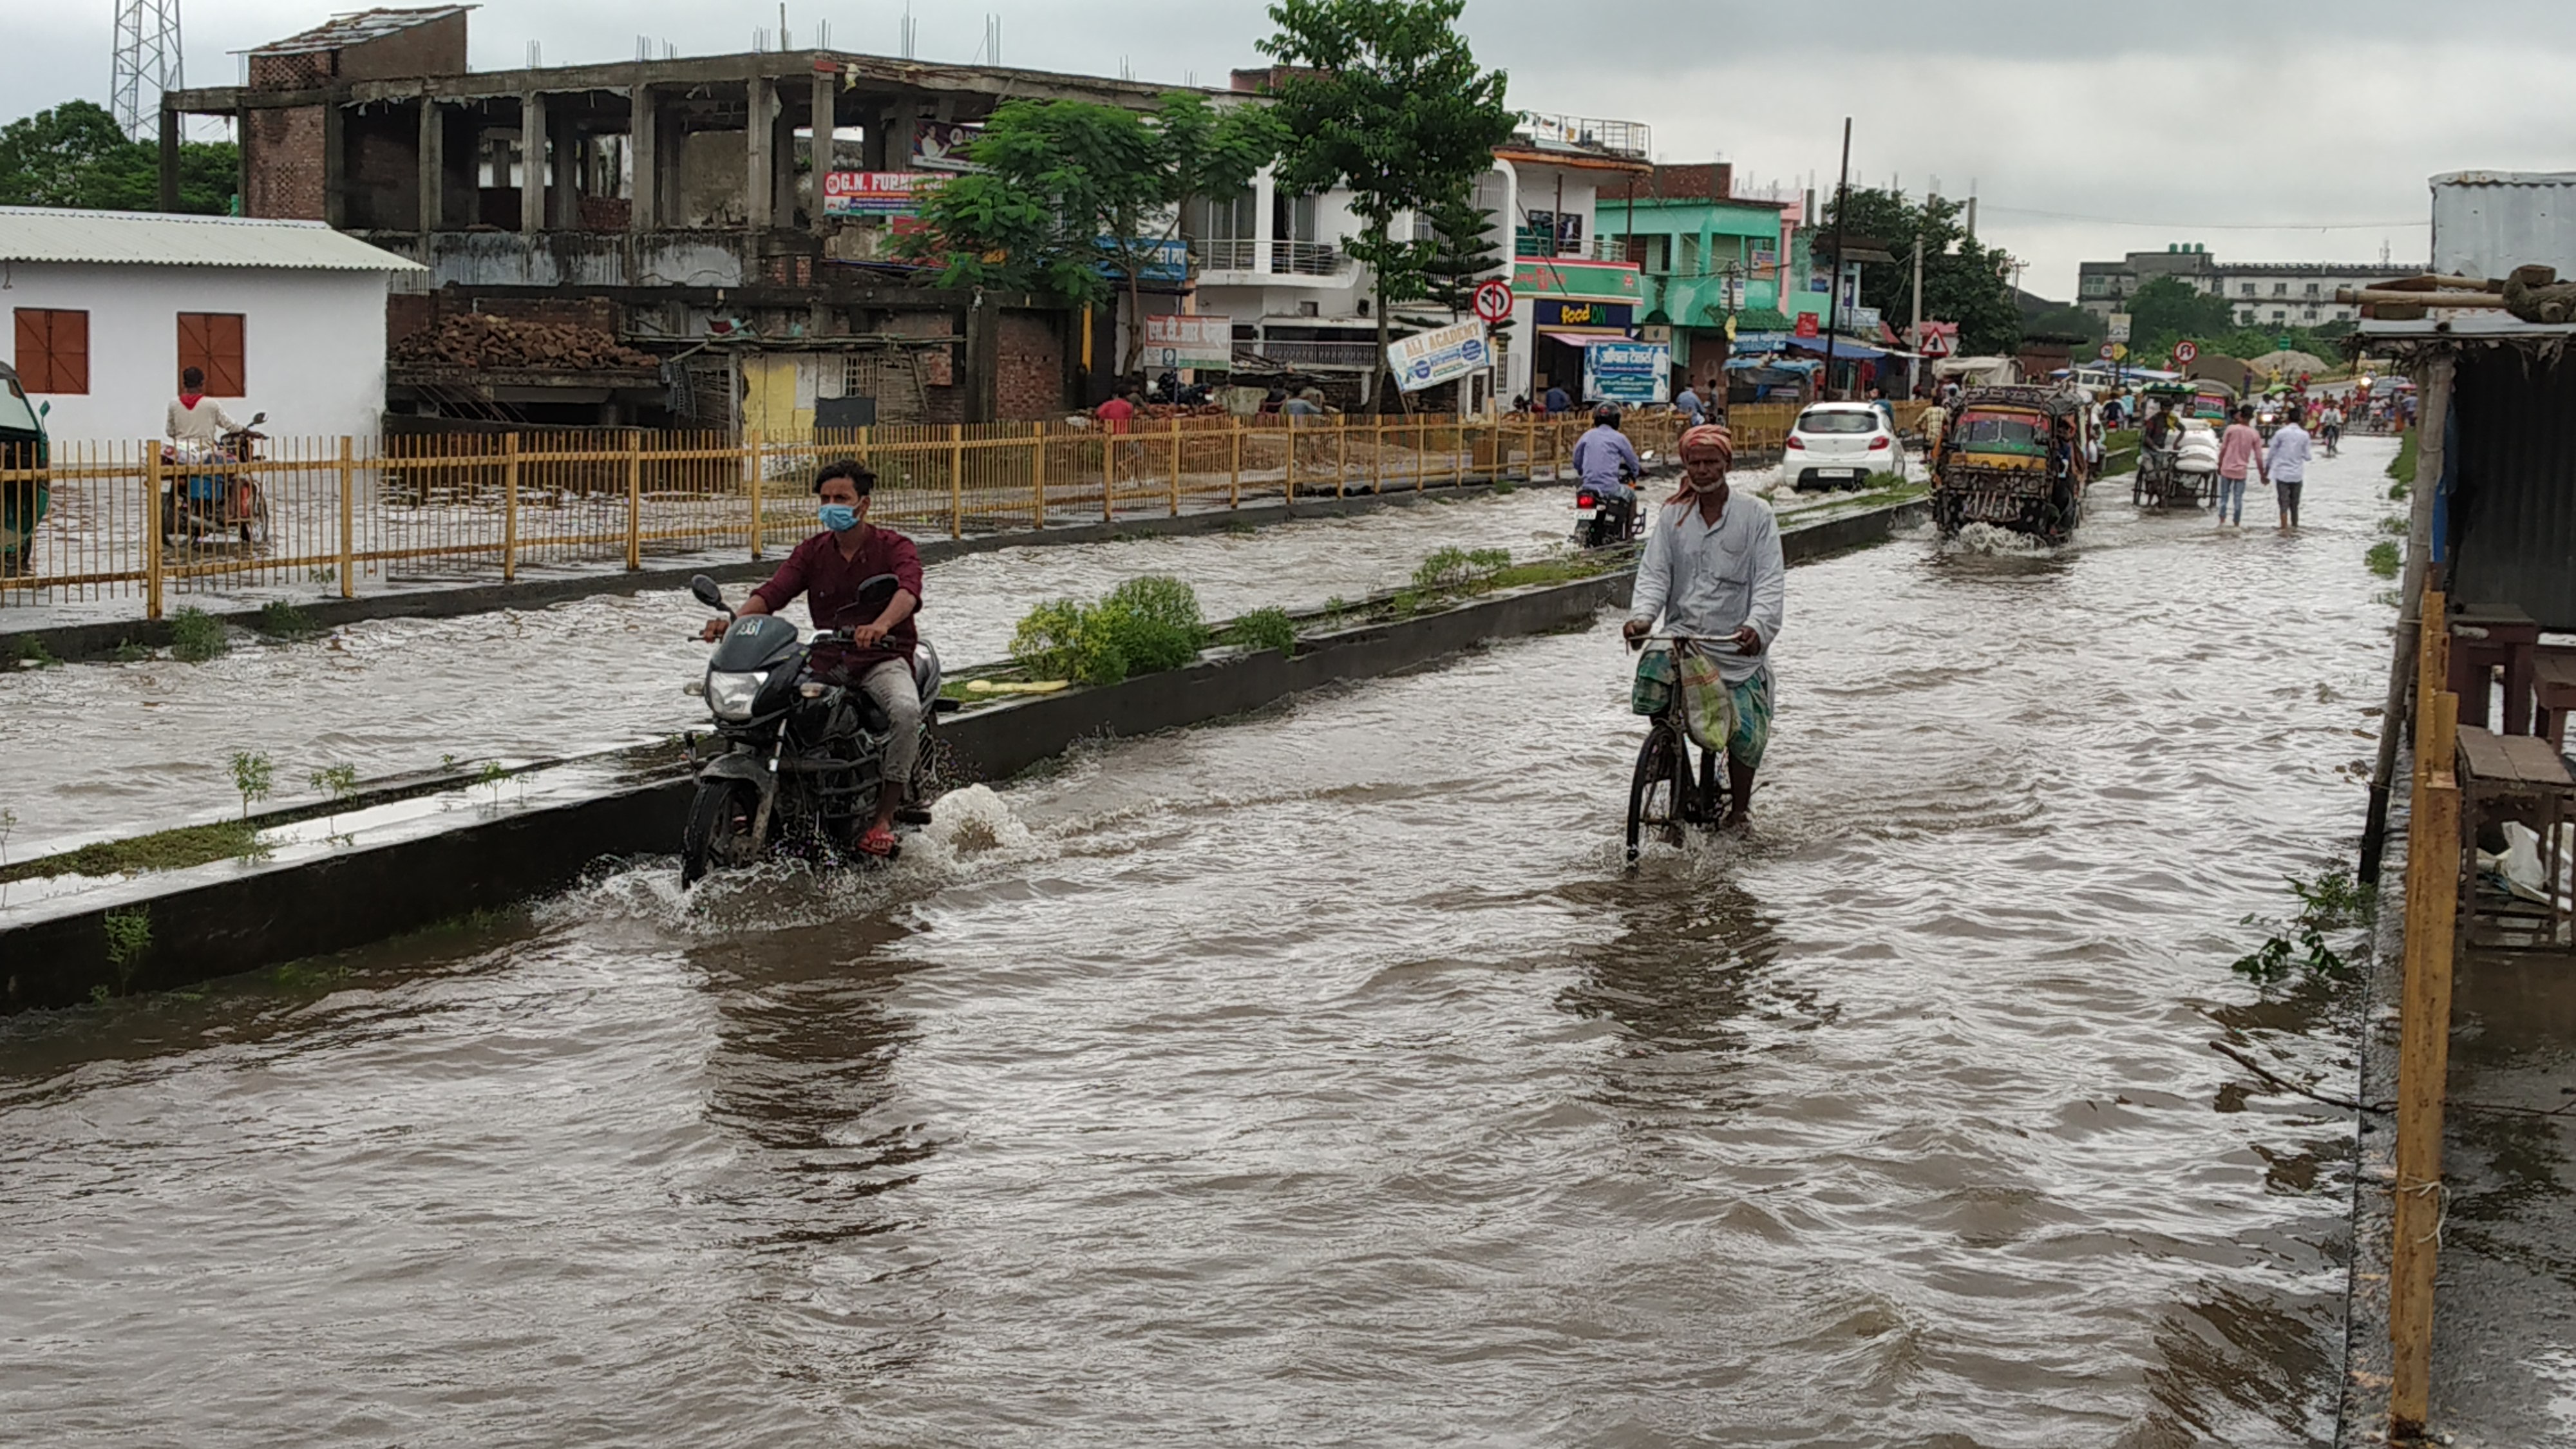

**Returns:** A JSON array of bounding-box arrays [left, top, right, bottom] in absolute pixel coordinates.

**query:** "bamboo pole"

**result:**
[[1526, 410, 1538, 482], [1454, 416, 1464, 489], [1168, 417, 1182, 517], [1104, 433, 1117, 523], [502, 434, 521, 581], [1372, 416, 1385, 493], [1228, 421, 1241, 509], [336, 436, 356, 598], [951, 424, 966, 538], [142, 444, 165, 621], [2362, 355, 2454, 882], [623, 432, 643, 571], [748, 428, 766, 560], [2389, 684, 2462, 1441], [1336, 418, 1347, 500]]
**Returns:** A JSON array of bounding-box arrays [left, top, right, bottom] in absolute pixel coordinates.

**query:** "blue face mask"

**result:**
[[817, 502, 859, 532]]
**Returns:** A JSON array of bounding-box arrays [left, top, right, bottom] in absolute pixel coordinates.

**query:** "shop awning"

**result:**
[[1776, 333, 1893, 363]]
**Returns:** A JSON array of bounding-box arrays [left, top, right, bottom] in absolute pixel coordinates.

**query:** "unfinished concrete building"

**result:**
[[159, 8, 1180, 428]]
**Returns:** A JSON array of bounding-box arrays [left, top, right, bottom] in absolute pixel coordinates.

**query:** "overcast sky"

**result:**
[[12, 0, 2574, 296]]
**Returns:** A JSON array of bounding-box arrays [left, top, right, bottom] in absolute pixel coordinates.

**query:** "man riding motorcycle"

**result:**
[[699, 459, 923, 858], [1571, 404, 1644, 541]]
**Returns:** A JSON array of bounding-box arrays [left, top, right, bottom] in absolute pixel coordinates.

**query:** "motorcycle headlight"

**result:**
[[706, 670, 768, 722]]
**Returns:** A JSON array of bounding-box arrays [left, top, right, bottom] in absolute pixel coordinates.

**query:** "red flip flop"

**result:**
[[856, 825, 898, 858]]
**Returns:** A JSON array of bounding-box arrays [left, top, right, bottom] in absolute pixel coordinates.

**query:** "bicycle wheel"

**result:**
[[1626, 722, 1689, 863]]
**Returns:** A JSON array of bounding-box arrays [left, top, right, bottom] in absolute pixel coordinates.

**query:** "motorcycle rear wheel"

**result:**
[[681, 779, 761, 887]]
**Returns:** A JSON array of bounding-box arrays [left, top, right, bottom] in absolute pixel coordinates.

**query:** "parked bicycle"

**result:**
[[1624, 633, 1738, 862]]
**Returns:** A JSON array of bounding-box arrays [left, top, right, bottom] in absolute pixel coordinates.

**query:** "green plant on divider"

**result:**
[[309, 762, 359, 840], [258, 601, 319, 639], [111, 639, 152, 663], [229, 750, 274, 819], [2365, 540, 2400, 578], [10, 637, 61, 669], [1225, 607, 1298, 656], [1410, 545, 1513, 600], [1007, 576, 1211, 687], [102, 905, 153, 989], [1010, 598, 1124, 686], [170, 607, 229, 663], [2378, 516, 2407, 535]]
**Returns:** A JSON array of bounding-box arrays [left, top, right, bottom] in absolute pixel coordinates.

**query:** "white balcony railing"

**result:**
[[1188, 239, 1350, 278], [1513, 111, 1651, 161]]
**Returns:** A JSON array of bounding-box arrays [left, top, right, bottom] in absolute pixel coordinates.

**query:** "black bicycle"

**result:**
[[1625, 634, 1736, 863]]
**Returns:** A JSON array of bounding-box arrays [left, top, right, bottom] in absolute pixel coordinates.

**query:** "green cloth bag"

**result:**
[[1674, 645, 1739, 753], [1631, 644, 1676, 715]]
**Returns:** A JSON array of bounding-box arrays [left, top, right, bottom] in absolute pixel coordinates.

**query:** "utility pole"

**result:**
[[1908, 231, 1924, 398], [1822, 117, 1850, 400]]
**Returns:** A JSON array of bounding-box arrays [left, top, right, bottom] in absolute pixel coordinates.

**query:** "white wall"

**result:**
[[3, 263, 393, 442]]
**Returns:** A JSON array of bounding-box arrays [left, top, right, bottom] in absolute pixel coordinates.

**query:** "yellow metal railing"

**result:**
[[1, 414, 1620, 620]]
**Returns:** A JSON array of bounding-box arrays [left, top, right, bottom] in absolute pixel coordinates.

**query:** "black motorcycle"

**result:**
[[681, 572, 945, 886]]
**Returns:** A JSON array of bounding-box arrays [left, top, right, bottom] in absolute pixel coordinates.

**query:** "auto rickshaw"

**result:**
[[0, 361, 49, 578], [1930, 384, 2094, 544]]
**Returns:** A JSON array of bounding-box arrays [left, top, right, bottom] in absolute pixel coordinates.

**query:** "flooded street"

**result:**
[[0, 489, 1577, 857], [0, 441, 2394, 1444]]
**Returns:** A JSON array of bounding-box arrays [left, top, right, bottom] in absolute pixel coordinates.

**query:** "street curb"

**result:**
[[1, 497, 1924, 1013]]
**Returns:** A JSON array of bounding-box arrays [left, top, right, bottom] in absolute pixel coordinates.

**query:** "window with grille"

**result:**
[[177, 312, 247, 395], [12, 308, 88, 394]]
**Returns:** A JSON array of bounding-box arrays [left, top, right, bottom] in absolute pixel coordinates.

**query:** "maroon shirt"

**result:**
[[750, 524, 924, 672]]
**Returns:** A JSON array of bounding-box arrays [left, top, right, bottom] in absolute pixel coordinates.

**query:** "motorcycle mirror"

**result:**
[[251, 412, 268, 426], [688, 574, 728, 611], [849, 573, 902, 614]]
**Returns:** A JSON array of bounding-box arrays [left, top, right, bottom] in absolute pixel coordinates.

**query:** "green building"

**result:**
[[1595, 165, 1829, 395]]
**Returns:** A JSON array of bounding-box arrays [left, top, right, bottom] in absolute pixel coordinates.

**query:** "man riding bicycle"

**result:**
[[1572, 403, 1643, 536], [1622, 424, 1785, 828]]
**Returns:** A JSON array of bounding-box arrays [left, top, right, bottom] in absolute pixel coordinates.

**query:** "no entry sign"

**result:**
[[1472, 279, 1514, 325]]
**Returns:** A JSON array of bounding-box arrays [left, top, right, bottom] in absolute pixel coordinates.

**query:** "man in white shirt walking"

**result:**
[[2266, 412, 2313, 533], [1622, 423, 1786, 827]]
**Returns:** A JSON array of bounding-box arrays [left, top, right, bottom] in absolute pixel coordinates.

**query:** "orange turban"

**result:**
[[1678, 423, 1734, 470]]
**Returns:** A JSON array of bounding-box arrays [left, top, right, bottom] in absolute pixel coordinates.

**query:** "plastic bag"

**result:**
[[1631, 645, 1676, 715], [1674, 645, 1738, 753]]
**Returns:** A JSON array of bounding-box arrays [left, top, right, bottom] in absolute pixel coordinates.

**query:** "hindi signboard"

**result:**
[[1583, 340, 1672, 406], [1388, 320, 1493, 393], [1143, 315, 1233, 372]]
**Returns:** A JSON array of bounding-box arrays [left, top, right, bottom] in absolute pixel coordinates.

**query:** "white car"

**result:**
[[1785, 402, 1899, 491]]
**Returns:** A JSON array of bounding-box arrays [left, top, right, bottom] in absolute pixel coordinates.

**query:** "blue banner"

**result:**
[[1584, 341, 1670, 405]]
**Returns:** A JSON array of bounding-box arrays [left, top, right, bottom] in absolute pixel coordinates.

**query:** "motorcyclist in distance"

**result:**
[[1572, 403, 1644, 536]]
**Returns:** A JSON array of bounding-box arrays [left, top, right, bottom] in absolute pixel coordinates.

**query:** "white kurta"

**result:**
[[1626, 491, 1786, 686]]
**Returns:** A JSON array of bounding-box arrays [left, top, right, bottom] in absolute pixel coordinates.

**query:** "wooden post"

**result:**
[[1228, 421, 1241, 509], [1104, 433, 1116, 523], [1526, 410, 1538, 482], [1372, 417, 1385, 493], [951, 424, 966, 539], [336, 436, 356, 598], [623, 431, 643, 571], [1031, 426, 1048, 530], [502, 433, 521, 581], [747, 428, 765, 559], [2389, 685, 2463, 1441], [1336, 419, 1348, 500], [1418, 416, 1428, 493], [1169, 417, 1182, 517], [142, 444, 165, 621], [1454, 415, 1464, 490]]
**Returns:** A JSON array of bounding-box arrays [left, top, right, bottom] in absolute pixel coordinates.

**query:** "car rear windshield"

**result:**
[[1797, 410, 1879, 434], [1956, 411, 2045, 452], [0, 381, 38, 434]]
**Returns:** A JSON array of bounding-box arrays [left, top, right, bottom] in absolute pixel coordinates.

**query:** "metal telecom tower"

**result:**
[[111, 0, 185, 138]]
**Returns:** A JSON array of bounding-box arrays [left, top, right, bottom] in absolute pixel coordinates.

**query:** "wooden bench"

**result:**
[[2534, 650, 2576, 752], [2455, 725, 2575, 951], [2449, 601, 2542, 735]]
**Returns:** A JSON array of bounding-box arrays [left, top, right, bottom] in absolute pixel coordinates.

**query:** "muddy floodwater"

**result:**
[[0, 444, 2393, 1444]]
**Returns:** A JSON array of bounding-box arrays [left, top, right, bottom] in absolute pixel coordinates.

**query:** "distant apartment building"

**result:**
[[2076, 245, 2423, 330]]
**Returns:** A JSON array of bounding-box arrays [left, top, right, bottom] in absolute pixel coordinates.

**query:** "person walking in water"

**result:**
[[2265, 409, 2312, 533], [2215, 404, 2266, 528]]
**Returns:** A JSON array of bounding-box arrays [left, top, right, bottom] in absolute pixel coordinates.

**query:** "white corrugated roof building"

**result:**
[[0, 207, 424, 272]]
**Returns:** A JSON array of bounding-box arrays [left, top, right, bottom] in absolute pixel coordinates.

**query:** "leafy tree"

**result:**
[[1821, 186, 2021, 356], [2121, 274, 2237, 363], [0, 100, 237, 214], [904, 93, 1280, 379], [2022, 304, 2107, 343], [1419, 194, 1502, 321], [1258, 0, 1520, 409]]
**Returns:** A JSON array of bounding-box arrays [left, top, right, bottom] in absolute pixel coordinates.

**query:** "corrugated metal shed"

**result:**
[[2430, 171, 2576, 281], [0, 208, 424, 272], [2449, 346, 2576, 632]]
